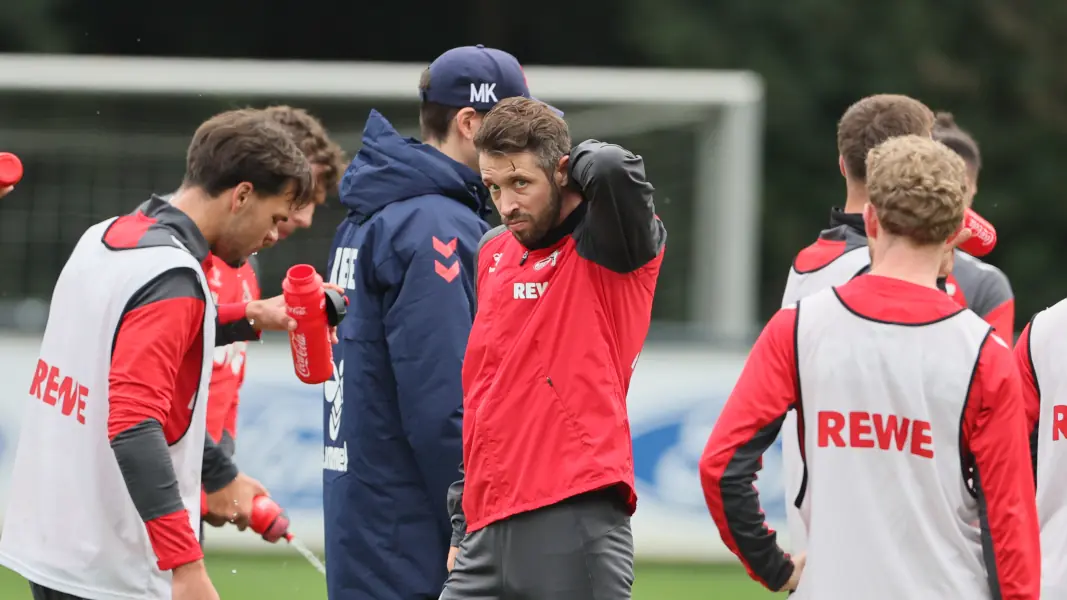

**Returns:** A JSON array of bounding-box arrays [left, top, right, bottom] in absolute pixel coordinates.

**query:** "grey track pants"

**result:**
[[29, 582, 86, 600], [440, 489, 635, 600]]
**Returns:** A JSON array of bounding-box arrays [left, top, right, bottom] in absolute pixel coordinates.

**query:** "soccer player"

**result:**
[[1015, 280, 1067, 597], [780, 94, 936, 555], [323, 46, 542, 600], [204, 105, 346, 461], [701, 135, 1040, 599], [933, 111, 1015, 341], [441, 97, 666, 599], [0, 110, 315, 600], [781, 95, 935, 304]]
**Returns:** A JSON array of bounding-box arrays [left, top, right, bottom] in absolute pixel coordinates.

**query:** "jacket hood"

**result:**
[[338, 110, 491, 223]]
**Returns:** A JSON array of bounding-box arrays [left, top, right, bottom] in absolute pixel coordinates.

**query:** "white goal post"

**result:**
[[0, 53, 765, 340]]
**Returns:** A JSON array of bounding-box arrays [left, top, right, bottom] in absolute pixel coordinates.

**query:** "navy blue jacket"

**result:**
[[322, 110, 490, 600]]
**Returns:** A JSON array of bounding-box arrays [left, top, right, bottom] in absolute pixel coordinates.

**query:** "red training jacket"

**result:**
[[451, 141, 667, 536], [205, 255, 261, 445]]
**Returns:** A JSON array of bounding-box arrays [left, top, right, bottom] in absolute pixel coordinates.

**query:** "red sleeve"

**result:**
[[109, 295, 205, 438], [1014, 322, 1040, 435], [217, 302, 249, 325], [962, 332, 1041, 600], [216, 302, 261, 345], [108, 270, 206, 571], [145, 512, 204, 571], [224, 399, 240, 439], [984, 299, 1015, 348], [699, 306, 798, 591], [1013, 321, 1040, 483]]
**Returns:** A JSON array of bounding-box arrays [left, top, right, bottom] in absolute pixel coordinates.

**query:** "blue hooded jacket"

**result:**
[[323, 110, 490, 600]]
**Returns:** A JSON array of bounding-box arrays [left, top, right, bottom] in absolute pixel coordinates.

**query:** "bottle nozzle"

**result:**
[[285, 264, 318, 286], [250, 495, 291, 544]]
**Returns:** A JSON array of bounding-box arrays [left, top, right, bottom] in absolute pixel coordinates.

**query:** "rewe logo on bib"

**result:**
[[29, 358, 89, 425]]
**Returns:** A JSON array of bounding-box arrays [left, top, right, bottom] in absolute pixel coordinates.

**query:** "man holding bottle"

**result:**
[[0, 109, 313, 600]]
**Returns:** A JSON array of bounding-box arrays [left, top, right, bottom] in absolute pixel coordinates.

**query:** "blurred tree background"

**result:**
[[3, 0, 1065, 326]]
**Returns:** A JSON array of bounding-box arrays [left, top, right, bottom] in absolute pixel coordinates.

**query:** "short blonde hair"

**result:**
[[865, 135, 968, 245]]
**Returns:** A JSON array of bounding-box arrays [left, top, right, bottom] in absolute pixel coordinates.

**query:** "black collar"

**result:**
[[141, 194, 212, 264], [829, 207, 865, 235]]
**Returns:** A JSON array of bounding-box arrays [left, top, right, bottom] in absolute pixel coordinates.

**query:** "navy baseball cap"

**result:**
[[421, 45, 562, 116]]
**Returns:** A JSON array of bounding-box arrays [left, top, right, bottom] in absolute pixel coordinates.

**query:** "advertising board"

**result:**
[[0, 336, 788, 561]]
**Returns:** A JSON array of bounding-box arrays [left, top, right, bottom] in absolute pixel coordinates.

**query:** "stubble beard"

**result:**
[[510, 183, 563, 248]]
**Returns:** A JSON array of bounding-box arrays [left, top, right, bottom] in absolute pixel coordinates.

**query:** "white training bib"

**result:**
[[0, 218, 215, 600], [789, 288, 992, 600]]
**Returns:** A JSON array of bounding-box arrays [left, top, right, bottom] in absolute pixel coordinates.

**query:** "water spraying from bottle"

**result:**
[[286, 534, 327, 576], [250, 495, 327, 577]]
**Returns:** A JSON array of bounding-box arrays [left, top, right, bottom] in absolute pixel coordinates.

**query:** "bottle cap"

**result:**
[[250, 495, 291, 543], [325, 288, 348, 327], [0, 153, 23, 187]]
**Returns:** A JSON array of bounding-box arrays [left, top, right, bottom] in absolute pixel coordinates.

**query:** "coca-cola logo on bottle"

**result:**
[[292, 332, 311, 378], [973, 225, 994, 245], [288, 305, 308, 317]]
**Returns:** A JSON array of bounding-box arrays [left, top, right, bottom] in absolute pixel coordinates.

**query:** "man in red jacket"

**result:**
[[441, 97, 666, 599]]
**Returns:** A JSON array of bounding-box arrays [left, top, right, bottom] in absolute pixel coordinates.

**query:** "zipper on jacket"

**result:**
[[519, 250, 529, 265], [546, 377, 554, 387]]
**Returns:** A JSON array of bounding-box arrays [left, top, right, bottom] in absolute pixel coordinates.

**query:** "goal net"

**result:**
[[0, 53, 764, 340]]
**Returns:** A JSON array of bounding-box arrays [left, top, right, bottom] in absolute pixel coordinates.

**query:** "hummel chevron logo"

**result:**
[[432, 236, 457, 259], [435, 261, 460, 283], [432, 236, 459, 282]]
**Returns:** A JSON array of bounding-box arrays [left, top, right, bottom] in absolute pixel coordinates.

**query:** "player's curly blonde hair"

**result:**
[[865, 135, 969, 245], [261, 105, 347, 200]]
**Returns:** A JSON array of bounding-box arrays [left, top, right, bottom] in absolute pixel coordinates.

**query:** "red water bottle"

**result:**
[[0, 152, 23, 187], [956, 208, 997, 257], [249, 495, 292, 543], [282, 264, 346, 384]]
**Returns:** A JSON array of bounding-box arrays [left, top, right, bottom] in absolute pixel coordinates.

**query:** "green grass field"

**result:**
[[0, 553, 775, 599]]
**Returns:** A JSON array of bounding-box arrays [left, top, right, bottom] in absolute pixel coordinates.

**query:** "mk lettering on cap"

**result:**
[[470, 82, 498, 104]]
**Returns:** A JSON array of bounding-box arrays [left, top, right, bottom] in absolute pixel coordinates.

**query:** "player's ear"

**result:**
[[230, 182, 253, 214], [838, 155, 847, 179], [862, 203, 878, 239], [555, 155, 570, 187], [455, 108, 481, 141]]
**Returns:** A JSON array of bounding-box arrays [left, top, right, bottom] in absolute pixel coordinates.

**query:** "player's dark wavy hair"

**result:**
[[932, 112, 981, 173], [184, 109, 314, 208], [474, 97, 570, 175]]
